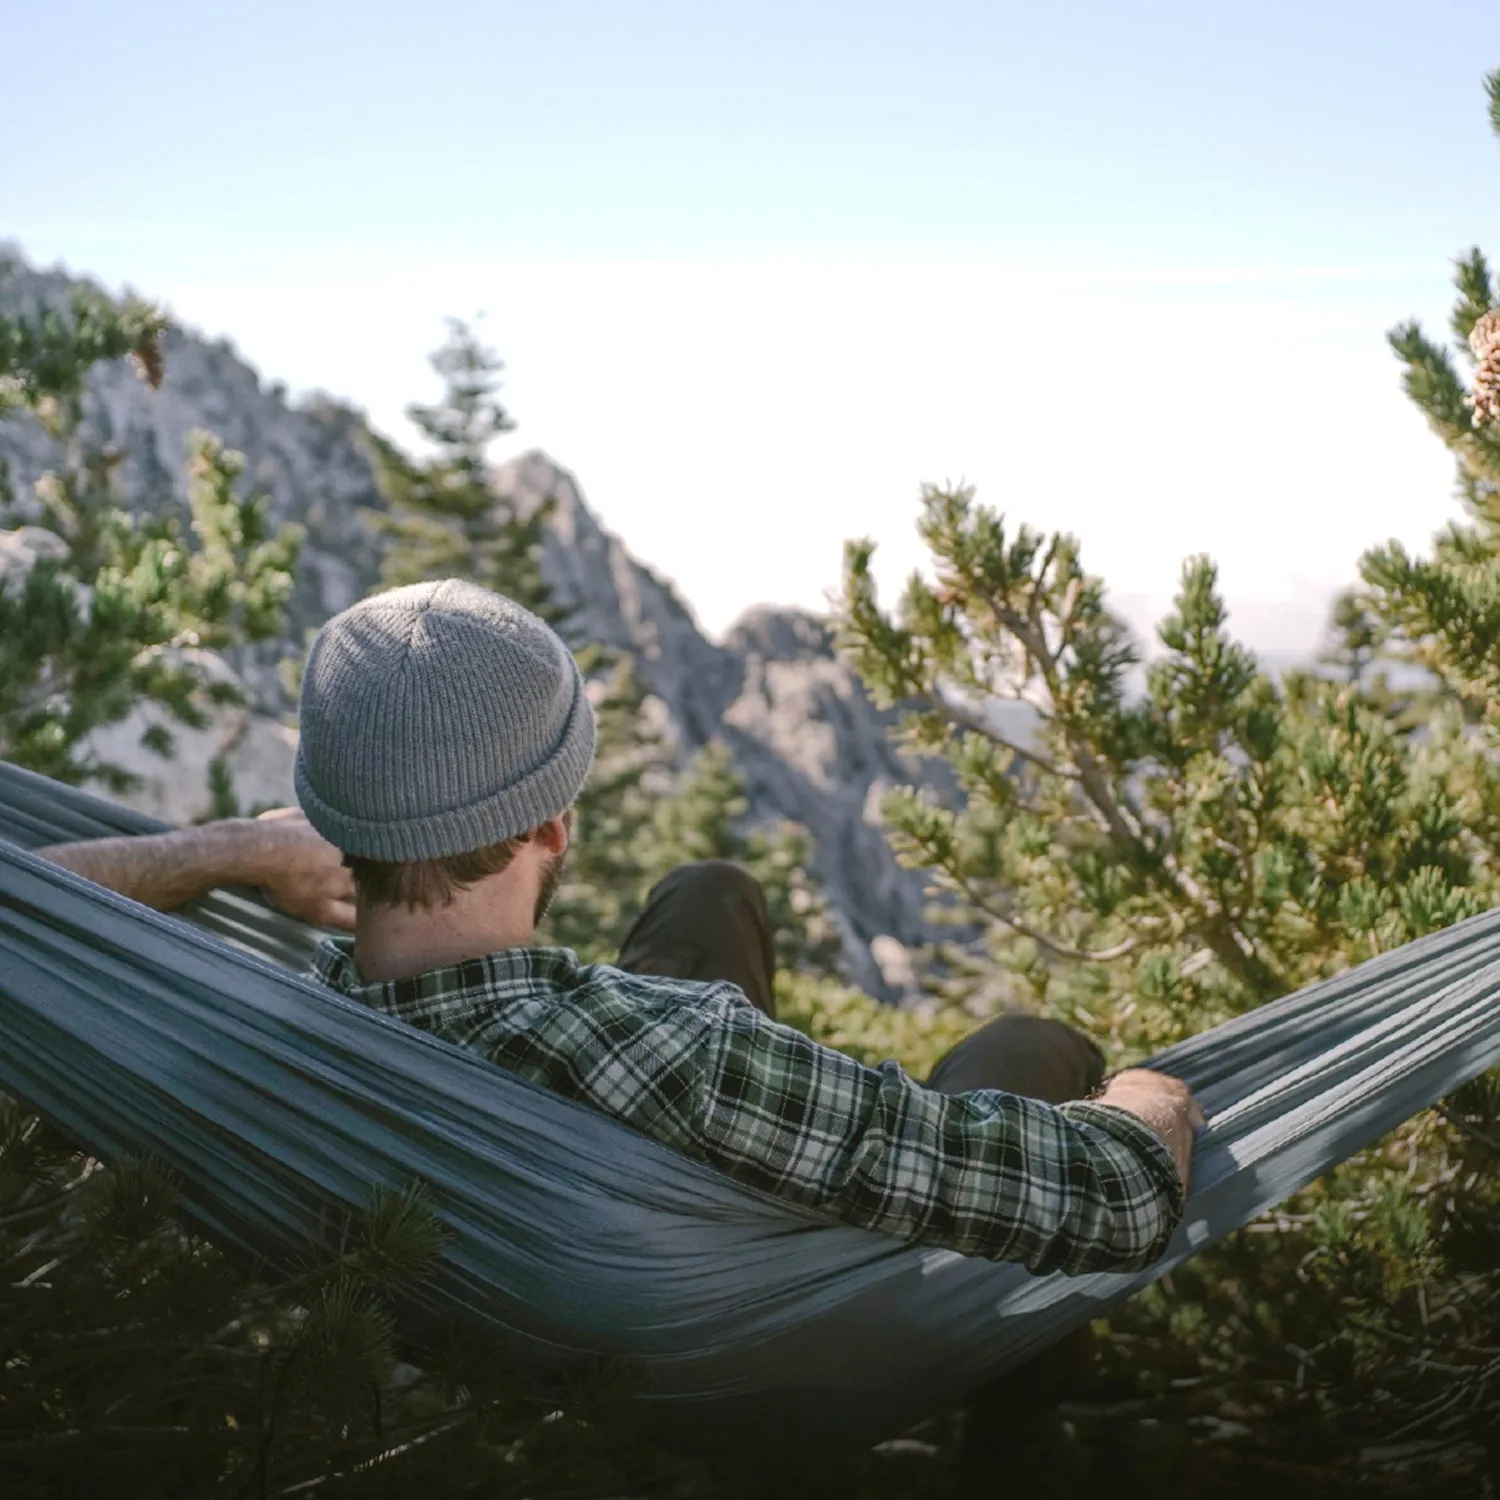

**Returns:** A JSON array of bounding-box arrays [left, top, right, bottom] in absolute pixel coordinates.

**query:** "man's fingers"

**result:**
[[312, 864, 356, 899], [316, 898, 358, 931]]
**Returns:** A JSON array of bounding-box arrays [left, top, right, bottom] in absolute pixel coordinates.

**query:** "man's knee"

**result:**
[[926, 1014, 1105, 1103], [621, 859, 777, 1017], [650, 860, 768, 915]]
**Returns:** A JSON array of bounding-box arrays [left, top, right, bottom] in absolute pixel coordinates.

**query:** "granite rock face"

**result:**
[[494, 455, 949, 992], [0, 252, 947, 997]]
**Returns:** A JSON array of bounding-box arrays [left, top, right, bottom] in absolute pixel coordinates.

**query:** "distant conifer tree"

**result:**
[[0, 268, 302, 787], [371, 321, 840, 979]]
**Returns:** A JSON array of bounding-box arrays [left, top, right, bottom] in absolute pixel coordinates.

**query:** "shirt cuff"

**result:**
[[1056, 1098, 1188, 1218]]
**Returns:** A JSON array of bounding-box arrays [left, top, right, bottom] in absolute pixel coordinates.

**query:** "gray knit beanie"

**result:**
[[293, 579, 597, 861]]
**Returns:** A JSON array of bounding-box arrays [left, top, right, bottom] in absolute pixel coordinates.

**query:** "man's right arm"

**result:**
[[686, 998, 1200, 1276], [35, 809, 356, 929]]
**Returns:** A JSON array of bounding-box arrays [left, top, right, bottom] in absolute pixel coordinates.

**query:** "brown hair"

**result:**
[[346, 809, 576, 911], [344, 804, 574, 911]]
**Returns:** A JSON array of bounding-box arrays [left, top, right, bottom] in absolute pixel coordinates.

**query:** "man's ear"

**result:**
[[533, 814, 571, 855]]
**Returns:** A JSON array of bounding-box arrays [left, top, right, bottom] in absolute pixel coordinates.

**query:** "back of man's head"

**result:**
[[293, 580, 596, 898]]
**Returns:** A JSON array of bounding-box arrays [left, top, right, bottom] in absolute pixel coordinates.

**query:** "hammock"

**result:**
[[2, 758, 1500, 1456]]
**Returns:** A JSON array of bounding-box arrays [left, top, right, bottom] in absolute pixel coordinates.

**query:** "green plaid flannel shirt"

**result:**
[[311, 939, 1184, 1275]]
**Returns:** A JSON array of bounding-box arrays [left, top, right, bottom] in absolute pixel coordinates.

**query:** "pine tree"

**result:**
[[1353, 71, 1500, 759], [0, 273, 303, 788], [367, 319, 679, 963], [841, 492, 1491, 1036], [367, 316, 549, 614], [371, 323, 842, 983], [837, 478, 1500, 1489]]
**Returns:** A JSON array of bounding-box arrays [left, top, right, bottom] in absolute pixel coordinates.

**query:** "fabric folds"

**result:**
[[2, 758, 1500, 1454]]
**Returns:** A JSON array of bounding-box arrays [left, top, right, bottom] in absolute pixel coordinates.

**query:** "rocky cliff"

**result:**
[[0, 251, 945, 998]]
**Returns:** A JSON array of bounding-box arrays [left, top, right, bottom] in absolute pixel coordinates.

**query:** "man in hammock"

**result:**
[[39, 580, 1202, 1432]]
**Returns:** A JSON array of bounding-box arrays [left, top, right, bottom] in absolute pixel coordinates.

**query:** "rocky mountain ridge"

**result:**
[[0, 251, 945, 998]]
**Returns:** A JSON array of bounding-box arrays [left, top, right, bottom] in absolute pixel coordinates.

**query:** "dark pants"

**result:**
[[617, 860, 779, 1017], [617, 861, 1106, 1453]]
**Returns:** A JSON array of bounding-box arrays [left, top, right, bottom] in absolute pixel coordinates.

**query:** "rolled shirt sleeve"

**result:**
[[690, 996, 1185, 1275]]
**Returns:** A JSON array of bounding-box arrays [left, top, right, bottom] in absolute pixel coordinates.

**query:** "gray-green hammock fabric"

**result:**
[[4, 758, 1500, 1455]]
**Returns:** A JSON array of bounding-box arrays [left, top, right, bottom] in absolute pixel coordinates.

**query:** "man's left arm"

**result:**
[[36, 809, 355, 929], [686, 998, 1187, 1275]]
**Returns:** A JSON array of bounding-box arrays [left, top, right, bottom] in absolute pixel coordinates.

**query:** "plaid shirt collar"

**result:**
[[310, 935, 583, 1014], [311, 935, 583, 987]]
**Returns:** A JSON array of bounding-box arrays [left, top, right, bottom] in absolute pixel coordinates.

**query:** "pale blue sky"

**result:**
[[7, 3, 1500, 647]]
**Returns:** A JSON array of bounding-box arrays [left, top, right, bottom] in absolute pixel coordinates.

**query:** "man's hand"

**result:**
[[1095, 1069, 1205, 1193], [252, 808, 355, 930]]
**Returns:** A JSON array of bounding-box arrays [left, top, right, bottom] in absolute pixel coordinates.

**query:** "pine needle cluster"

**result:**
[[0, 265, 303, 788]]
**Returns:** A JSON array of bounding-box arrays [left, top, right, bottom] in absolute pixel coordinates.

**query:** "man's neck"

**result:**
[[353, 886, 537, 984]]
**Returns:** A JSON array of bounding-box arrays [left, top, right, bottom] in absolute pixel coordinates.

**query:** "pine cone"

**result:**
[[129, 334, 165, 390], [1469, 307, 1500, 360], [1473, 346, 1500, 427], [1468, 309, 1500, 426]]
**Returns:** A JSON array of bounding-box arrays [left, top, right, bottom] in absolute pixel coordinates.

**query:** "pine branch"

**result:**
[[945, 867, 1141, 963], [911, 686, 1078, 782], [979, 573, 1283, 992], [1451, 249, 1494, 345]]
